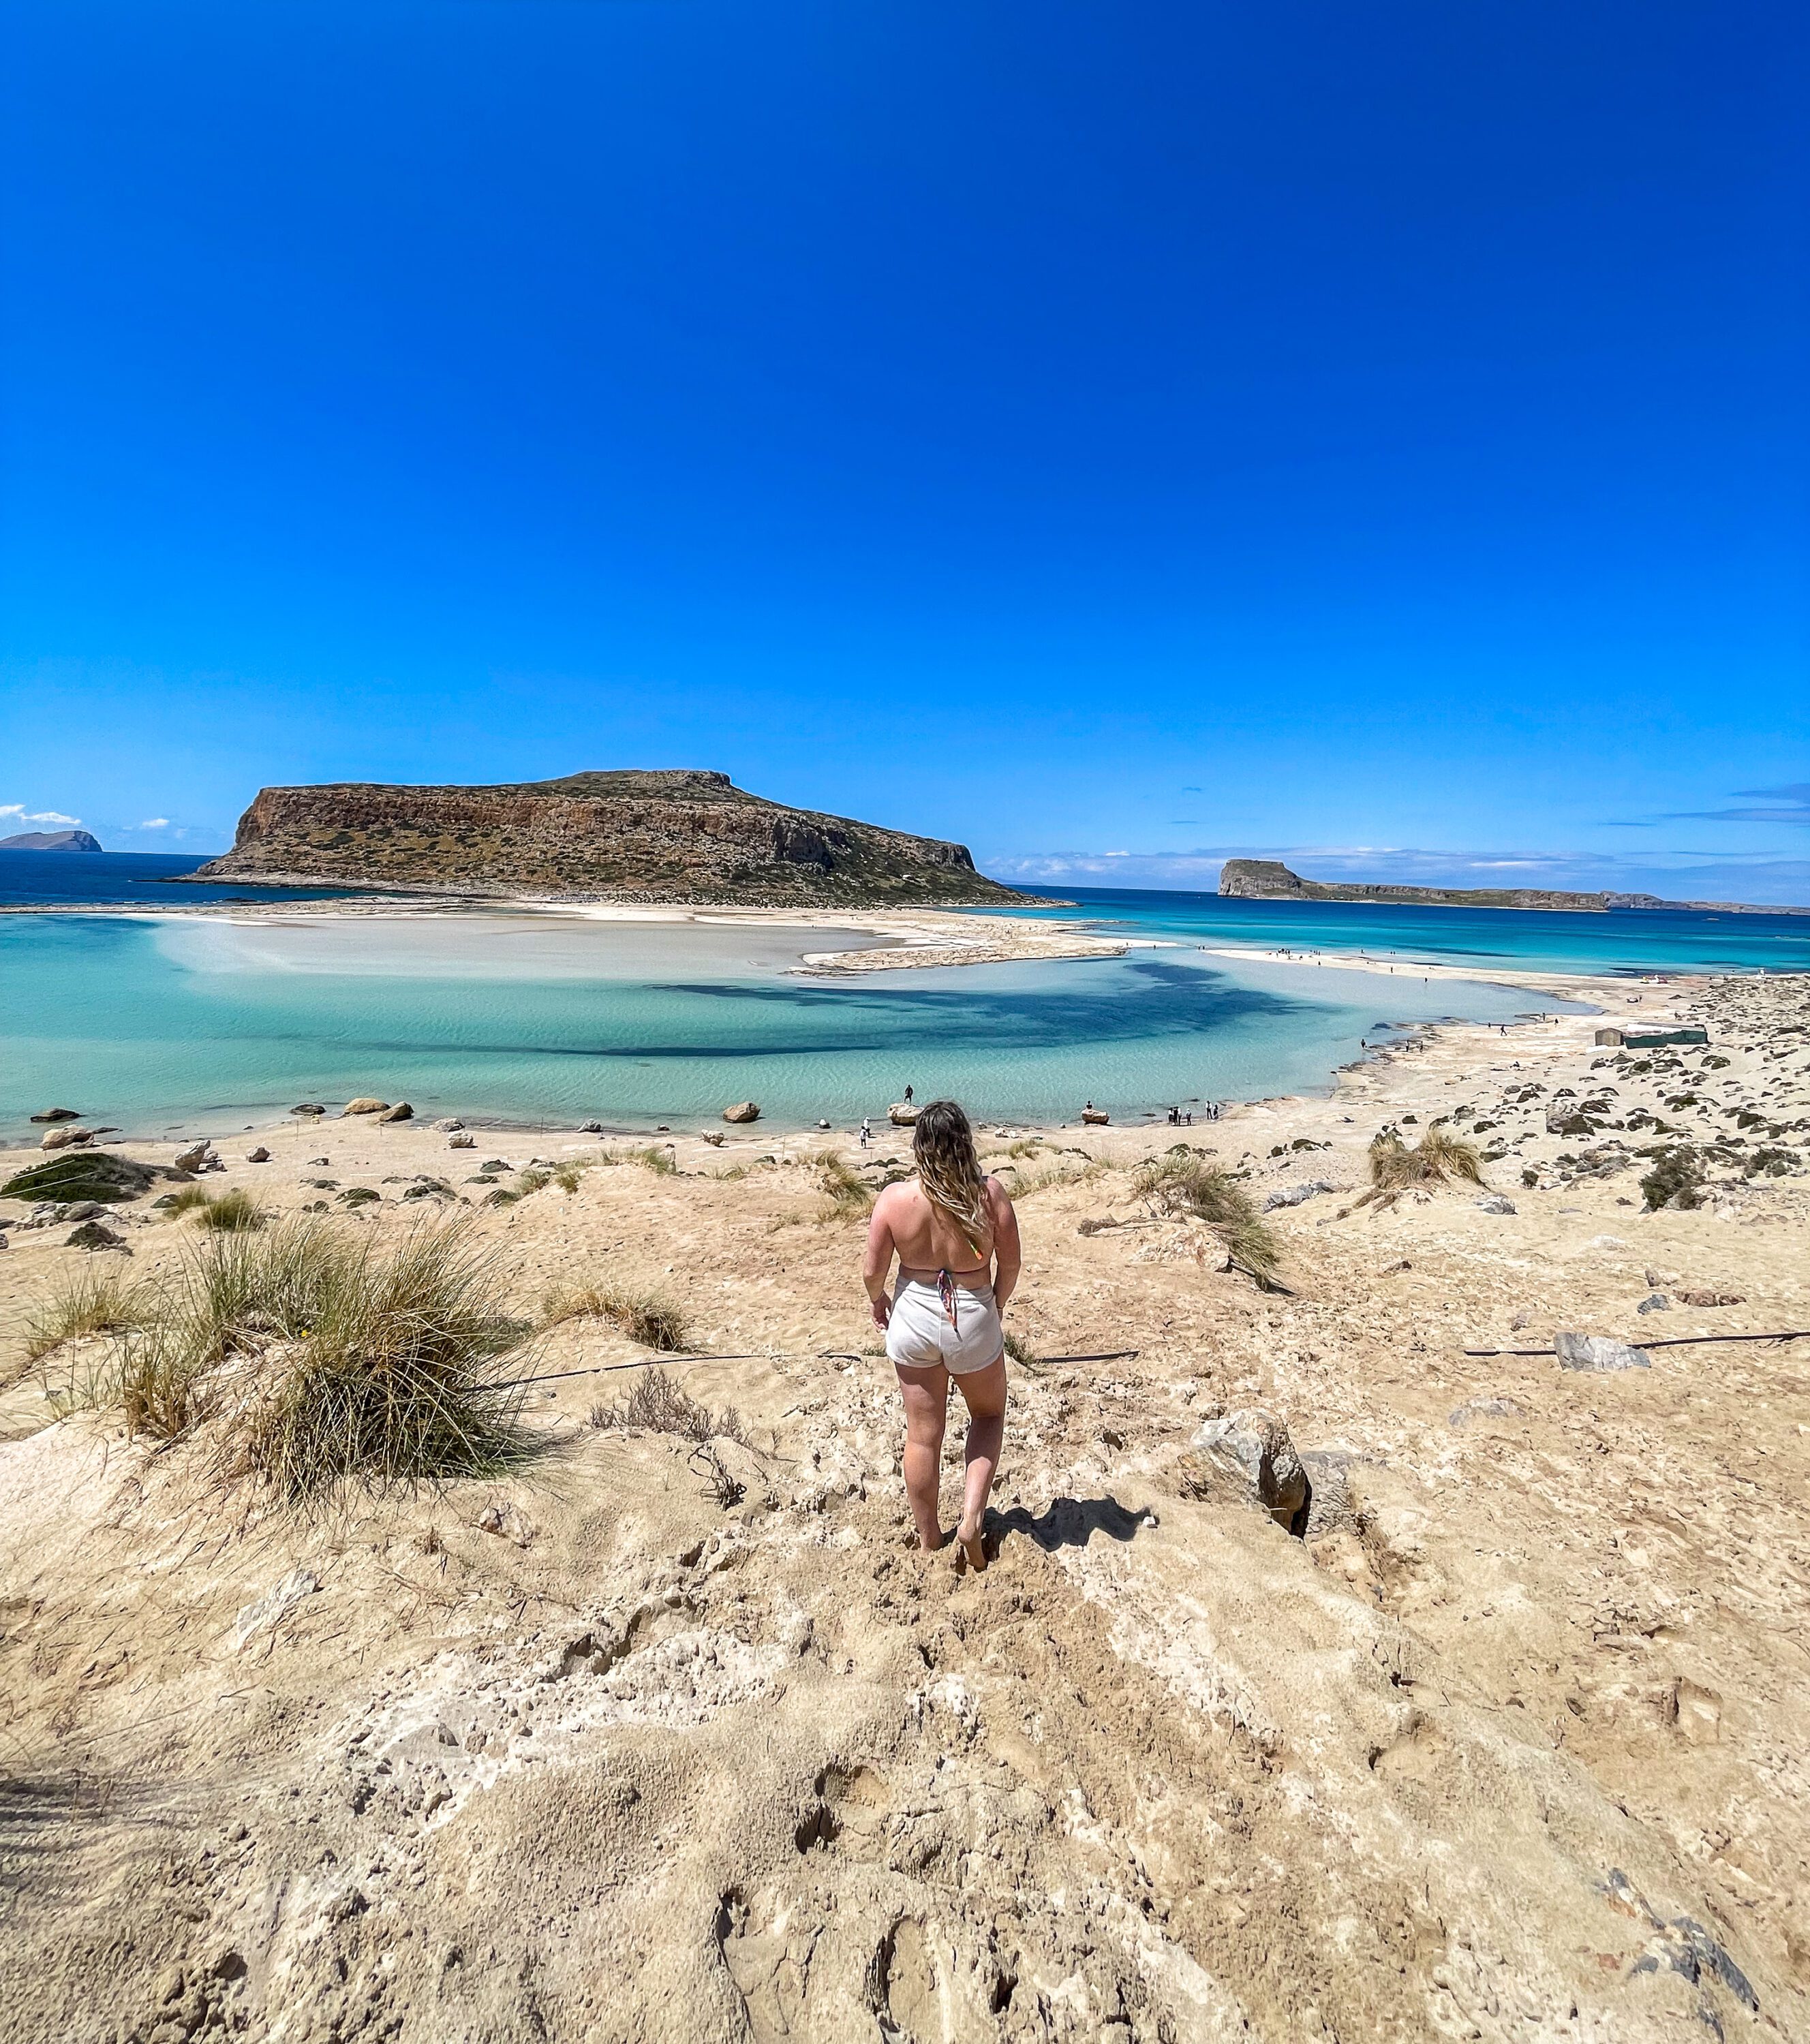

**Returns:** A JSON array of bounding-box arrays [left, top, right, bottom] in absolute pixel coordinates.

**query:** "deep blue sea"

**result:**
[[3, 854, 1803, 1139]]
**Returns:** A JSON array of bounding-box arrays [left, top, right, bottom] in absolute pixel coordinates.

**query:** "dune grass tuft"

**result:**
[[540, 1280, 692, 1352], [1130, 1153, 1285, 1290], [239, 1223, 531, 1500], [190, 1186, 268, 1232], [1366, 1126, 1486, 1192], [33, 1215, 533, 1493], [813, 1150, 875, 1222], [24, 1266, 152, 1365]]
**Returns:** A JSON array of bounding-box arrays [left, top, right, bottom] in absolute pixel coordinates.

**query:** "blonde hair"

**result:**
[[912, 1100, 992, 1256]]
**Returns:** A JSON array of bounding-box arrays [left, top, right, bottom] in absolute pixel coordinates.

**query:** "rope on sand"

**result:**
[[1462, 1328, 1810, 1358], [491, 1346, 1141, 1392]]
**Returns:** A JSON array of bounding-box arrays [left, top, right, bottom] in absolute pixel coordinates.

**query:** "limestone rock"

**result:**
[[448, 1134, 475, 1149], [1555, 1332, 1652, 1372], [40, 1126, 91, 1150], [29, 1106, 80, 1123], [1189, 1408, 1308, 1530], [342, 1098, 388, 1116], [378, 1102, 414, 1123], [65, 1220, 127, 1251], [578, 1121, 604, 1134], [1475, 1194, 1517, 1214], [290, 1102, 326, 1117], [887, 1102, 919, 1126], [173, 1142, 213, 1173], [723, 1102, 761, 1124], [432, 1117, 464, 1132], [1262, 1179, 1337, 1211], [1636, 1292, 1669, 1314], [245, 1146, 271, 1163]]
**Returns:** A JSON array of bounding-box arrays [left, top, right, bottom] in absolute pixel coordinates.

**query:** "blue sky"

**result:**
[[3, 2, 1806, 898]]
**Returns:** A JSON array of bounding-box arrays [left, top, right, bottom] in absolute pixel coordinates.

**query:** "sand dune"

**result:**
[[1, 974, 1806, 2041]]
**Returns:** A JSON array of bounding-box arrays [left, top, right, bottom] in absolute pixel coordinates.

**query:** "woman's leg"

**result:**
[[893, 1361, 950, 1551], [951, 1353, 1007, 1568]]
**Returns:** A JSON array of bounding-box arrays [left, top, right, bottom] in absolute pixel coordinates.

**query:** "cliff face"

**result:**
[[1217, 858, 1613, 913], [192, 770, 1032, 906]]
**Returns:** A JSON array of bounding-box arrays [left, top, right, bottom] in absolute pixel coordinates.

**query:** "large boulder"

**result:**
[[1, 1151, 161, 1205], [722, 1102, 761, 1124], [887, 1102, 919, 1127], [378, 1102, 414, 1123], [342, 1098, 389, 1116], [39, 1126, 93, 1151], [1188, 1408, 1309, 1531], [29, 1107, 81, 1124]]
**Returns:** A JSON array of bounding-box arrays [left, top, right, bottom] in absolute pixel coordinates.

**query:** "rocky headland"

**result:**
[[1218, 856, 1810, 915], [190, 770, 1039, 908]]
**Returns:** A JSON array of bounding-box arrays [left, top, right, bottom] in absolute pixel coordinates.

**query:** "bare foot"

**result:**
[[955, 1514, 987, 1573]]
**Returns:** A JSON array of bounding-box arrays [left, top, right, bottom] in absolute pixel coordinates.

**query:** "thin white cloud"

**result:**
[[1, 805, 82, 826], [138, 818, 171, 830]]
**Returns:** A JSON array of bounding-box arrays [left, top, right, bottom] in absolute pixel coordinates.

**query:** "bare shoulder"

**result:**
[[873, 1179, 920, 1221], [984, 1173, 1016, 1215]]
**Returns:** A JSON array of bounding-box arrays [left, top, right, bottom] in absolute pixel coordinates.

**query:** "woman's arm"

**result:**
[[862, 1190, 900, 1327], [987, 1178, 1022, 1312]]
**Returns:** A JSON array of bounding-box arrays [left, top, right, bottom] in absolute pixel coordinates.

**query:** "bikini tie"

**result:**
[[937, 1268, 959, 1329]]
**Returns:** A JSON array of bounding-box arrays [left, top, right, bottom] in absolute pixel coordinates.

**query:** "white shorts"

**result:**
[[886, 1278, 1003, 1376]]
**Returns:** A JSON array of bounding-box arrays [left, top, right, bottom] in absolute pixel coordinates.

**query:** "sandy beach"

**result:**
[[1, 967, 1807, 2041]]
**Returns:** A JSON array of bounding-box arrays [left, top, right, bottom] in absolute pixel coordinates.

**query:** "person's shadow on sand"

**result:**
[[986, 1495, 1147, 1554]]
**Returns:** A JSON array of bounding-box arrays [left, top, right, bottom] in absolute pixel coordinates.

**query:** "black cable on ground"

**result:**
[[492, 1344, 1141, 1392], [1462, 1328, 1810, 1358]]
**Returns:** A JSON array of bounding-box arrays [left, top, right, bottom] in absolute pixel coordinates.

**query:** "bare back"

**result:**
[[870, 1176, 1011, 1279]]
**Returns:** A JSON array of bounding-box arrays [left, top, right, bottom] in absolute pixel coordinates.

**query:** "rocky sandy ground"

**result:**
[[1, 974, 1807, 2043]]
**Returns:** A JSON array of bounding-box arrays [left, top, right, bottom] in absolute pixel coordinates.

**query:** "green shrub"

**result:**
[[1640, 1147, 1702, 1211]]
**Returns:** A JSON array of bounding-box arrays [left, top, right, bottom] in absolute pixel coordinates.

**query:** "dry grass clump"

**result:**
[[540, 1282, 693, 1352], [589, 1365, 747, 1446], [164, 1183, 217, 1215], [1130, 1153, 1285, 1290], [23, 1267, 151, 1365], [36, 1218, 532, 1495], [240, 1224, 530, 1500], [1000, 1156, 1107, 1199], [193, 1186, 268, 1231], [1366, 1126, 1485, 1192], [814, 1150, 875, 1222]]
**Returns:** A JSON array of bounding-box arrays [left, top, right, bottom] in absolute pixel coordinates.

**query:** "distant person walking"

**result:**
[[863, 1099, 1020, 1570], [859, 1116, 872, 1148]]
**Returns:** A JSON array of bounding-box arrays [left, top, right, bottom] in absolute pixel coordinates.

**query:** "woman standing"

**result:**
[[863, 1099, 1021, 1569]]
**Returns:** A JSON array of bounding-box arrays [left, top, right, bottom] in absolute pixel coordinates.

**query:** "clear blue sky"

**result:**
[[3, 2, 1806, 897]]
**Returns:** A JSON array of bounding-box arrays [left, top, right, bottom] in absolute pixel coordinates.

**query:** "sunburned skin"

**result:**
[[863, 1171, 1022, 1570]]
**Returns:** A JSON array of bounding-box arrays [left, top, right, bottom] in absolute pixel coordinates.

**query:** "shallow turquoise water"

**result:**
[[1021, 886, 1810, 976], [1, 908, 1569, 1139]]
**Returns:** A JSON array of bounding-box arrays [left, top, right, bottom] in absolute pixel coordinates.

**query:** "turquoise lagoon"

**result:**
[[5, 867, 1805, 1141]]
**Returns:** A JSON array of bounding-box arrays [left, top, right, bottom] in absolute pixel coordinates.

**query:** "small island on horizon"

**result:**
[[0, 828, 103, 852], [1218, 856, 1810, 918]]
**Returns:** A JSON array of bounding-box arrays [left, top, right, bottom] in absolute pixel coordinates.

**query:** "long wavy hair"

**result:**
[[912, 1099, 992, 1256]]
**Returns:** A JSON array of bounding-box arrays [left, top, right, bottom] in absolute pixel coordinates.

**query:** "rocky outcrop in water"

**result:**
[[192, 770, 1032, 907], [1218, 857, 1809, 914]]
